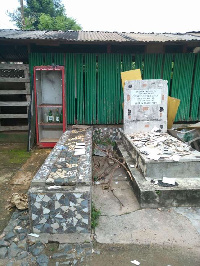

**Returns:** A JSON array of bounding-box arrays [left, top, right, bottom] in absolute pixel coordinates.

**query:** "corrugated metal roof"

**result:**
[[0, 29, 200, 43]]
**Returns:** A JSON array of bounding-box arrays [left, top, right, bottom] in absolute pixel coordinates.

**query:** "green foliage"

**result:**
[[8, 0, 82, 30], [9, 149, 31, 164], [93, 129, 116, 147], [91, 203, 101, 229], [0, 147, 30, 164], [38, 13, 81, 31]]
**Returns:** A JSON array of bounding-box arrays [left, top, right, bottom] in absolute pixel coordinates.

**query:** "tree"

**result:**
[[8, 0, 82, 30]]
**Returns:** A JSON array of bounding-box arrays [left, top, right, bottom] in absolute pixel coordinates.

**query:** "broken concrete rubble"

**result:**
[[6, 193, 28, 211]]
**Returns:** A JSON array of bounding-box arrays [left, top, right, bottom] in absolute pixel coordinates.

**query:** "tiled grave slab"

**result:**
[[117, 130, 200, 208], [120, 130, 200, 179], [28, 128, 92, 241]]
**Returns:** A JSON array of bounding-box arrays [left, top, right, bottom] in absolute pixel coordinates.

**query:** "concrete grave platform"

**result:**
[[121, 131, 200, 179], [28, 128, 93, 242], [117, 130, 200, 208]]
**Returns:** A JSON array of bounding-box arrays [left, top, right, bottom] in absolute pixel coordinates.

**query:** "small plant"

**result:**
[[93, 176, 98, 182], [91, 203, 101, 229], [93, 129, 115, 147]]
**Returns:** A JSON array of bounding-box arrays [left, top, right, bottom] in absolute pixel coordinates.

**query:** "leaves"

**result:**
[[8, 0, 82, 30], [91, 203, 101, 229]]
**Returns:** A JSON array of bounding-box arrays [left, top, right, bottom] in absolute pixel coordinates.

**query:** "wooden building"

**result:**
[[0, 30, 200, 146]]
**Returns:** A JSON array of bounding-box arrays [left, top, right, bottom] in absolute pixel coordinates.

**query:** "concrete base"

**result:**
[[117, 142, 200, 208], [95, 208, 200, 247]]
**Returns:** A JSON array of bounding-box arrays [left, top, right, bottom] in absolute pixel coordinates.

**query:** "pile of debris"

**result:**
[[129, 132, 200, 162]]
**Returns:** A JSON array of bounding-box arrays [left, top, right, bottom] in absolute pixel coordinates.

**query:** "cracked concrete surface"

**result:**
[[92, 171, 140, 216], [92, 163, 200, 252]]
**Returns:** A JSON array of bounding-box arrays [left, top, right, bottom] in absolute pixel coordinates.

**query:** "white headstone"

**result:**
[[124, 79, 168, 134]]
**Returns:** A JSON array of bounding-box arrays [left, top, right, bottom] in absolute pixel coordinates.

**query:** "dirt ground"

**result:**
[[0, 142, 51, 233]]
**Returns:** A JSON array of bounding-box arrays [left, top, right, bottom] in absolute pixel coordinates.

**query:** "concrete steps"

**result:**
[[117, 142, 200, 208]]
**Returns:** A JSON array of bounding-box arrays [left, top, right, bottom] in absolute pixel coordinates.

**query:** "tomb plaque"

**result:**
[[131, 89, 162, 105]]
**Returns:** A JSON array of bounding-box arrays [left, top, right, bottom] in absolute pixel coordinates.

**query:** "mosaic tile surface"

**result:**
[[29, 191, 90, 234], [29, 128, 92, 235], [32, 129, 92, 186]]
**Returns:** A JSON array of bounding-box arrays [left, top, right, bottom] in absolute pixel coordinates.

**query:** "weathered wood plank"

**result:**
[[0, 101, 30, 106], [0, 64, 29, 70], [24, 70, 30, 79], [0, 90, 30, 95], [0, 77, 30, 83], [26, 95, 31, 102], [0, 114, 28, 118], [25, 83, 30, 93], [0, 125, 28, 131]]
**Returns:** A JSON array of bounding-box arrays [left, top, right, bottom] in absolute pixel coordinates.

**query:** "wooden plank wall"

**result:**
[[0, 64, 30, 131]]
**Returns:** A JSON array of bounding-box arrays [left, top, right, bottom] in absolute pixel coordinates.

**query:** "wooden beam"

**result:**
[[0, 114, 28, 118], [107, 44, 111, 53], [0, 101, 30, 106], [0, 90, 30, 95], [0, 77, 30, 83], [0, 64, 29, 70], [0, 125, 28, 131], [25, 83, 30, 93]]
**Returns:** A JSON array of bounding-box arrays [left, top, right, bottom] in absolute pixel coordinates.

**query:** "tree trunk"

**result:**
[[20, 0, 25, 29]]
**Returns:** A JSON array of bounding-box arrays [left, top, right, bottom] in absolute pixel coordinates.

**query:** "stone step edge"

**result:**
[[116, 142, 200, 208], [28, 232, 92, 244]]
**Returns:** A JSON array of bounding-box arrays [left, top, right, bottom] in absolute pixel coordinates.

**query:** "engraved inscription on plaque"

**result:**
[[131, 89, 162, 105]]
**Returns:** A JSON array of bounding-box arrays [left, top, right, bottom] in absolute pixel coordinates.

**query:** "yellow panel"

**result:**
[[167, 96, 181, 129], [121, 69, 142, 90]]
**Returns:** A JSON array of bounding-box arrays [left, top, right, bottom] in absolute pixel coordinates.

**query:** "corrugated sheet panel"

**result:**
[[84, 54, 97, 124], [190, 54, 200, 121], [76, 54, 84, 124], [1, 29, 200, 43], [98, 54, 122, 124], [171, 54, 195, 121], [66, 54, 76, 124], [29, 52, 200, 124]]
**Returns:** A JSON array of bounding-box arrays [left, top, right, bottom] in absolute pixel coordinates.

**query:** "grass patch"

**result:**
[[91, 203, 101, 229], [0, 148, 31, 164], [9, 149, 31, 164]]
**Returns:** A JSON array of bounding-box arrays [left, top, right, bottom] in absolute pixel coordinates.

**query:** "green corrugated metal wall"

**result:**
[[29, 53, 200, 125], [191, 54, 200, 121]]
